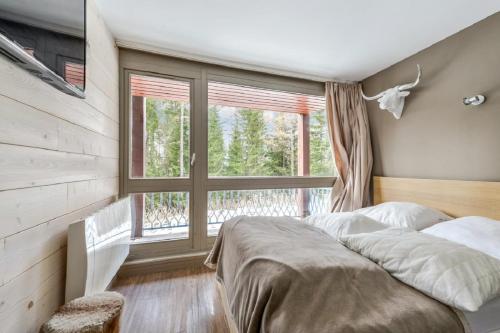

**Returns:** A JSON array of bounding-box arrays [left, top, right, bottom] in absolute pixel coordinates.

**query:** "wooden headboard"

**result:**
[[373, 176, 500, 220]]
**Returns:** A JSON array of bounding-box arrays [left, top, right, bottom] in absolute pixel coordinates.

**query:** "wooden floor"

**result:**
[[111, 267, 230, 333]]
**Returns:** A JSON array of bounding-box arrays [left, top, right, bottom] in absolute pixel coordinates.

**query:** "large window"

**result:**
[[129, 74, 191, 179], [121, 53, 336, 255], [207, 82, 334, 177], [205, 81, 334, 235]]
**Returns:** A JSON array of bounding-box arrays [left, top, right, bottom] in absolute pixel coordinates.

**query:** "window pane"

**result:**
[[207, 188, 331, 236], [129, 74, 190, 178], [208, 106, 299, 176], [207, 81, 335, 177], [309, 110, 335, 176], [131, 192, 189, 240]]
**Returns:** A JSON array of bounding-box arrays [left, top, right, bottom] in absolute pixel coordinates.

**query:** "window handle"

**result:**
[[190, 153, 196, 167]]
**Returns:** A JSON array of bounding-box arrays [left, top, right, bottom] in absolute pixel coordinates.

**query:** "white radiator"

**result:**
[[65, 197, 132, 302]]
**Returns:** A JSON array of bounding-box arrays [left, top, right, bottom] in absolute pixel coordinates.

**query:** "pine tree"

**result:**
[[208, 106, 226, 176], [167, 100, 190, 177], [265, 112, 298, 176], [144, 99, 190, 178], [226, 115, 244, 175], [169, 102, 179, 176], [180, 102, 190, 176], [290, 118, 297, 176], [310, 110, 335, 176], [145, 98, 163, 177], [239, 109, 266, 175]]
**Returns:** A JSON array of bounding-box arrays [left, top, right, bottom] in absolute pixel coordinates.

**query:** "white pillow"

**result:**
[[340, 228, 500, 312], [304, 212, 387, 240], [422, 216, 500, 260], [355, 202, 451, 230]]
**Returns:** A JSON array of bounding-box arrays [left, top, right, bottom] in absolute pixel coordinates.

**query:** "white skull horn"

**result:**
[[360, 89, 384, 100], [397, 64, 422, 91]]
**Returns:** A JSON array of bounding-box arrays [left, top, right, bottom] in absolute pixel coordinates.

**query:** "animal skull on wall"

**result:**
[[361, 65, 422, 119]]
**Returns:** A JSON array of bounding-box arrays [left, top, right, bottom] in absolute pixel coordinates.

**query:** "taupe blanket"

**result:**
[[205, 216, 466, 333]]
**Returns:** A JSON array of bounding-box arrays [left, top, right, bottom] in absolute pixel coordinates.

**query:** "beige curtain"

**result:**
[[325, 82, 373, 212]]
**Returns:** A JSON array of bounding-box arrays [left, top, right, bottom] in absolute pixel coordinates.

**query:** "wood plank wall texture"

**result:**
[[0, 1, 119, 331]]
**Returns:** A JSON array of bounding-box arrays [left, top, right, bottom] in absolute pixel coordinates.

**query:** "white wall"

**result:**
[[0, 0, 119, 331]]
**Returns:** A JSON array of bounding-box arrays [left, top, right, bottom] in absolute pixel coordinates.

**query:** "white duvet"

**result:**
[[340, 228, 500, 312]]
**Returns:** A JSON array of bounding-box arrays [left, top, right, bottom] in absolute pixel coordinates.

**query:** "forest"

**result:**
[[143, 98, 335, 178]]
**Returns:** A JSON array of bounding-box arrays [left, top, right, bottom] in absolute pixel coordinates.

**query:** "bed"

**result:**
[[206, 176, 500, 333]]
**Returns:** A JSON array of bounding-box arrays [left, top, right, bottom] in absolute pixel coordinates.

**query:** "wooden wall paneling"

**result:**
[[0, 59, 118, 139], [0, 178, 117, 239], [0, 183, 68, 239], [0, 250, 64, 323], [57, 120, 118, 158], [1, 262, 65, 333], [86, 0, 119, 82], [0, 197, 115, 286], [0, 144, 118, 191], [84, 80, 119, 122], [0, 95, 118, 158], [83, 0, 119, 121], [0, 0, 119, 330], [85, 0, 119, 108], [66, 177, 118, 211], [0, 95, 59, 149], [1, 219, 65, 284], [86, 51, 119, 102], [86, 12, 119, 101]]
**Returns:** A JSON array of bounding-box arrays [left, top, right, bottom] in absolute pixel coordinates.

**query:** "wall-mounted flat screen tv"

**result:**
[[0, 0, 86, 98]]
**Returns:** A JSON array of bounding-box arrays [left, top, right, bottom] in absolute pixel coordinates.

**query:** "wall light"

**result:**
[[463, 95, 486, 106]]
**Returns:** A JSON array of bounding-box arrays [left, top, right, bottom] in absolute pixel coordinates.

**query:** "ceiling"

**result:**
[[96, 0, 499, 81]]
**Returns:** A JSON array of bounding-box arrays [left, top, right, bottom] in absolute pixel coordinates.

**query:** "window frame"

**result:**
[[121, 67, 200, 256], [119, 50, 335, 259]]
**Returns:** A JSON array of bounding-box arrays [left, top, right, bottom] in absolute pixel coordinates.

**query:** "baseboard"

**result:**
[[117, 251, 209, 278]]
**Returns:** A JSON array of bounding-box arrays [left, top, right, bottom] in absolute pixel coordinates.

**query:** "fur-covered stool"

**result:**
[[41, 291, 124, 333]]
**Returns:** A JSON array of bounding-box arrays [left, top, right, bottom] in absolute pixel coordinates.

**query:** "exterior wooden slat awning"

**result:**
[[130, 74, 325, 114], [130, 75, 190, 103], [64, 62, 84, 87], [208, 82, 325, 114]]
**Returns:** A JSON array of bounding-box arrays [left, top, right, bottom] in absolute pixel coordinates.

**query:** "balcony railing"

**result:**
[[133, 188, 331, 238], [207, 188, 330, 225], [143, 192, 189, 231]]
